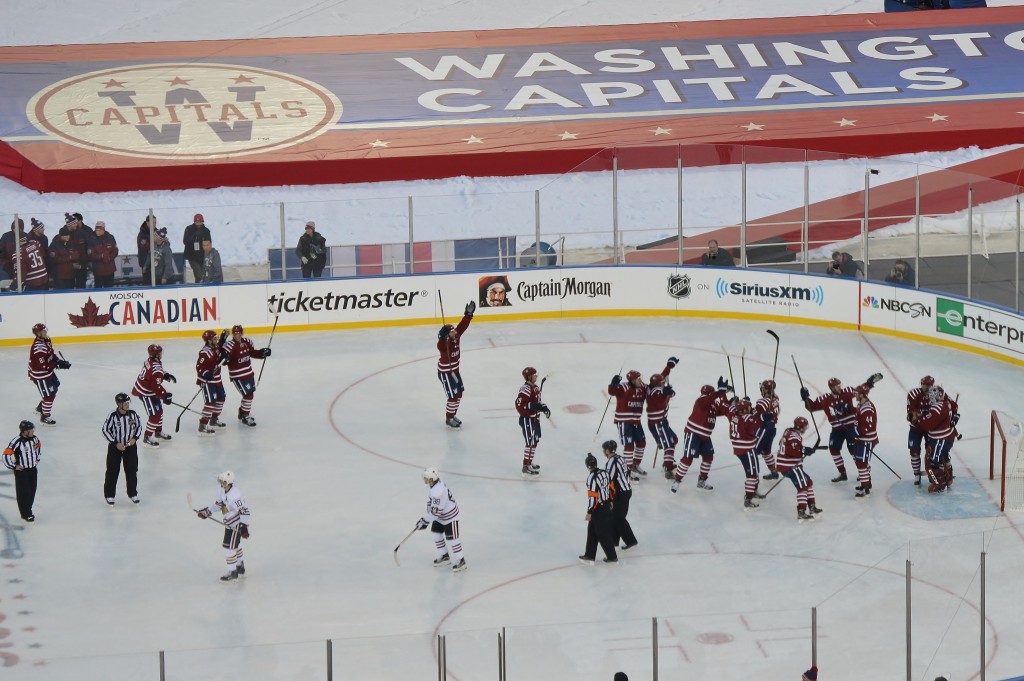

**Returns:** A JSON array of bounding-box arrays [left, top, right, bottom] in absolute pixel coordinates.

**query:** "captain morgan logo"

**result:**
[[27, 63, 341, 159]]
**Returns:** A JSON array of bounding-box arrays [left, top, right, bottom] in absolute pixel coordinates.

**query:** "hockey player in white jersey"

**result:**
[[196, 470, 252, 582], [415, 467, 467, 572]]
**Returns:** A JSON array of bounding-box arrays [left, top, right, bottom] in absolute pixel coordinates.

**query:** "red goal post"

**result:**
[[990, 410, 1024, 513]]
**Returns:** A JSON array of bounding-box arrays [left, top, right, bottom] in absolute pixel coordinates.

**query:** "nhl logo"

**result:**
[[667, 274, 691, 299]]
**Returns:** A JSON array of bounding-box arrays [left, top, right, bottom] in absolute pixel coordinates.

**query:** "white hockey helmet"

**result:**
[[218, 470, 235, 486], [422, 467, 440, 484]]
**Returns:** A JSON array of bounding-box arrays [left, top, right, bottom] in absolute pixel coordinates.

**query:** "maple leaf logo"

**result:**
[[68, 297, 112, 328]]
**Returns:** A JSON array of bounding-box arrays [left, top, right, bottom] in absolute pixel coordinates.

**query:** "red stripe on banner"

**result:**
[[356, 245, 384, 275], [413, 242, 434, 273]]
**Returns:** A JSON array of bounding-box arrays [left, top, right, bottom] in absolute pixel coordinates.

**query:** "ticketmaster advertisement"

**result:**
[[1, 267, 1023, 366]]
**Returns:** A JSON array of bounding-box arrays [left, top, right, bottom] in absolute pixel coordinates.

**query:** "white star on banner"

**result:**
[[927, 114, 949, 122], [558, 131, 578, 140], [368, 139, 389, 148], [834, 118, 857, 127], [462, 135, 484, 144], [742, 122, 765, 131], [650, 127, 671, 136]]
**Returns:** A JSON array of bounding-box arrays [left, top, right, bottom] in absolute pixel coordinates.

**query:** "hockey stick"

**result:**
[[187, 492, 227, 526], [761, 472, 788, 498], [791, 355, 824, 447], [595, 365, 624, 439], [722, 346, 736, 395], [393, 526, 419, 566], [741, 348, 747, 398], [175, 388, 203, 433], [539, 372, 554, 419], [170, 400, 204, 416], [256, 314, 279, 387], [871, 449, 902, 480], [766, 330, 780, 382]]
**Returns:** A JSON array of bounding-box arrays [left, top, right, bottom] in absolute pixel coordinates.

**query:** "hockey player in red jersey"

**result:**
[[514, 366, 549, 477], [27, 323, 71, 426], [15, 230, 49, 291], [729, 396, 763, 508], [905, 375, 934, 486], [755, 379, 781, 480], [852, 383, 879, 498], [131, 344, 176, 447], [645, 357, 679, 478], [608, 369, 647, 476], [195, 330, 228, 436], [222, 325, 271, 427], [916, 385, 960, 493], [437, 302, 475, 429], [801, 373, 881, 483], [670, 377, 733, 493], [776, 416, 821, 521]]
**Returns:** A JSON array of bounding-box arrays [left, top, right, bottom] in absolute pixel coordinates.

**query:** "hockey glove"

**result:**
[[717, 376, 732, 392], [802, 447, 815, 457], [667, 356, 679, 368], [260, 347, 272, 358], [610, 375, 622, 387], [415, 518, 429, 531], [906, 412, 914, 423], [197, 509, 212, 519], [663, 386, 676, 398], [239, 523, 250, 539], [541, 404, 551, 418], [202, 370, 214, 381], [865, 372, 883, 386], [219, 329, 229, 346], [56, 359, 72, 370], [162, 393, 173, 405], [465, 301, 476, 317], [163, 372, 177, 383], [799, 387, 810, 401], [950, 412, 961, 428]]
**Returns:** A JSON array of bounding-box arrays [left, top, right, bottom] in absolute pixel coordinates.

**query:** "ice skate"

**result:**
[[578, 555, 596, 564], [451, 558, 467, 572], [153, 431, 171, 441], [209, 417, 227, 428], [198, 424, 217, 436], [432, 553, 451, 567], [240, 416, 257, 427], [445, 418, 461, 429], [236, 562, 246, 576], [663, 468, 674, 480], [744, 497, 760, 509], [631, 466, 647, 478], [34, 403, 42, 416], [762, 470, 779, 480], [808, 504, 823, 515], [697, 478, 714, 491], [130, 496, 140, 504], [105, 498, 115, 506], [913, 473, 922, 486], [220, 569, 239, 582], [529, 463, 540, 472], [797, 509, 815, 521], [602, 556, 618, 564], [450, 416, 462, 427], [39, 416, 56, 426], [621, 541, 638, 550], [142, 437, 160, 448], [855, 486, 871, 498], [670, 480, 680, 494], [831, 471, 848, 483], [237, 407, 245, 421], [521, 465, 540, 478]]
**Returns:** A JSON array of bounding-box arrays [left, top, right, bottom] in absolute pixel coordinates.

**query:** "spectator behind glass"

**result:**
[[826, 251, 863, 279], [700, 239, 736, 267], [199, 239, 223, 284], [183, 214, 211, 283], [884, 258, 915, 287], [142, 227, 173, 285], [88, 221, 119, 288]]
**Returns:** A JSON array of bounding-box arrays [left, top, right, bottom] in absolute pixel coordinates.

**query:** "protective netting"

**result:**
[[993, 411, 1024, 511]]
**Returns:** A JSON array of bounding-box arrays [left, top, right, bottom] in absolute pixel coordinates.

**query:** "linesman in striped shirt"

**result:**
[[3, 420, 42, 522], [580, 453, 617, 564], [101, 393, 143, 506], [603, 440, 637, 551]]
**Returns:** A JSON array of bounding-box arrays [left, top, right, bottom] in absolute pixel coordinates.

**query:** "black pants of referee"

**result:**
[[611, 489, 637, 548], [14, 467, 38, 520], [584, 503, 617, 561], [104, 443, 139, 499]]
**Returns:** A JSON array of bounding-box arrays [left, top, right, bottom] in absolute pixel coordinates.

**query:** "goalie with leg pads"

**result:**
[[916, 386, 959, 493]]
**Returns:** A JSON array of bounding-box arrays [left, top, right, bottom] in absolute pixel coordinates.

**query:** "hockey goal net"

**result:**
[[990, 410, 1024, 512]]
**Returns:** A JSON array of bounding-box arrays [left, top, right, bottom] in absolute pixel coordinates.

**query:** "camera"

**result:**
[[890, 268, 904, 281]]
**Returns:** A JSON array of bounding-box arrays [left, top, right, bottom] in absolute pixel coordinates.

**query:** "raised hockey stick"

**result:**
[[174, 388, 203, 433], [393, 526, 419, 566], [741, 348, 748, 398], [256, 314, 280, 387], [187, 492, 227, 526], [721, 346, 736, 395], [595, 365, 623, 439], [539, 372, 554, 419], [791, 355, 824, 447], [766, 330, 780, 382]]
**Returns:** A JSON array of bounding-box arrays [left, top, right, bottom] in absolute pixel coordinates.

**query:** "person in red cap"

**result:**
[[802, 665, 818, 680], [183, 213, 211, 283]]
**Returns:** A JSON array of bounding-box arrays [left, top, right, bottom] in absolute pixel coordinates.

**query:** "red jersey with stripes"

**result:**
[[775, 427, 806, 472], [28, 337, 57, 381], [436, 313, 472, 373], [855, 399, 878, 444], [195, 345, 223, 385], [684, 391, 731, 438], [644, 364, 674, 423], [906, 388, 929, 427], [728, 409, 760, 455], [515, 382, 543, 418], [131, 358, 169, 399], [805, 388, 856, 428], [423, 479, 460, 524], [18, 239, 49, 287], [917, 397, 959, 440], [755, 394, 780, 425], [223, 336, 267, 382], [609, 379, 645, 425]]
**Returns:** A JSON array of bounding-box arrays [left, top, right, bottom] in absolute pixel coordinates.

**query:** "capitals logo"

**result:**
[[27, 63, 341, 159]]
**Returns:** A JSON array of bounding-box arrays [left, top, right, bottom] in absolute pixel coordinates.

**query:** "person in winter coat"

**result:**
[[48, 228, 77, 290], [199, 239, 223, 284], [63, 212, 94, 289], [295, 221, 327, 278], [87, 221, 119, 288], [142, 228, 174, 285], [183, 214, 211, 283]]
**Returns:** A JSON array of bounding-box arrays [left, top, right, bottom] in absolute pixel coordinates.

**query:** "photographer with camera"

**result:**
[[885, 258, 915, 287], [297, 220, 328, 278], [700, 239, 736, 267], [826, 251, 863, 279]]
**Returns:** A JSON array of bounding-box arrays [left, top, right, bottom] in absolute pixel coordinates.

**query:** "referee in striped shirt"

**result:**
[[603, 440, 638, 550], [580, 453, 617, 564], [3, 420, 42, 522], [102, 393, 143, 506]]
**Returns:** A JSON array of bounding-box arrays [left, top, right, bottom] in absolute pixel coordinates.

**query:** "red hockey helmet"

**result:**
[[626, 370, 642, 383], [827, 377, 842, 391], [794, 416, 809, 430], [522, 366, 537, 380], [148, 343, 162, 358], [202, 330, 217, 343], [760, 379, 776, 396], [31, 322, 46, 336], [701, 385, 715, 396], [649, 374, 664, 386], [737, 397, 753, 413], [855, 383, 872, 395], [437, 324, 453, 340], [232, 324, 244, 335], [920, 375, 935, 388]]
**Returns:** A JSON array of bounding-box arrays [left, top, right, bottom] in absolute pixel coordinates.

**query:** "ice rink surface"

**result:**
[[1, 315, 1023, 681]]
